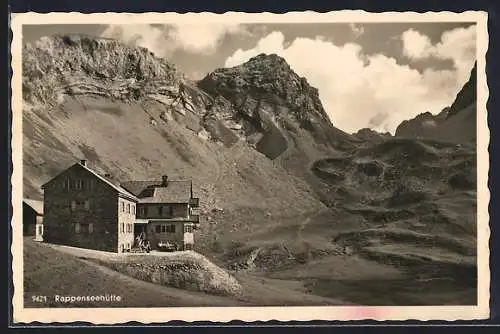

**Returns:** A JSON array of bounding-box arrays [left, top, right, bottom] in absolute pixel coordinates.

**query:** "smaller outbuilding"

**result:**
[[23, 198, 44, 241]]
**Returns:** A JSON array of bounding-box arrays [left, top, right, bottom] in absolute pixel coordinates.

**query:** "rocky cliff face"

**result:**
[[198, 53, 355, 159], [395, 63, 477, 143]]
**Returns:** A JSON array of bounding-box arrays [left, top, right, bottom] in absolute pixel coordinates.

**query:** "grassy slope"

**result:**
[[23, 238, 244, 307], [24, 95, 323, 212]]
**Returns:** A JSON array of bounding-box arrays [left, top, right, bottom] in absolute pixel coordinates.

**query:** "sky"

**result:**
[[22, 22, 477, 134]]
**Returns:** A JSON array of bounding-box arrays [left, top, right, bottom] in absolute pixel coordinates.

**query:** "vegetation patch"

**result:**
[[90, 252, 243, 297]]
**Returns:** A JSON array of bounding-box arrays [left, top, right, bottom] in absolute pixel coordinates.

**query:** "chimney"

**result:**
[[80, 159, 87, 167], [162, 175, 169, 186]]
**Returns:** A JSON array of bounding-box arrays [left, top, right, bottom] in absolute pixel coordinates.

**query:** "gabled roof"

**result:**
[[79, 164, 138, 201], [120, 180, 192, 204], [23, 198, 44, 215], [119, 181, 161, 197], [42, 162, 138, 202]]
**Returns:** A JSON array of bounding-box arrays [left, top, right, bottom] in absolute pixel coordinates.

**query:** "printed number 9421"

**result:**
[[32, 295, 48, 303]]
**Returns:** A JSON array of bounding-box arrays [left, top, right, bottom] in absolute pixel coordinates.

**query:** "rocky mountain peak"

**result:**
[[447, 62, 477, 119], [198, 53, 336, 143], [197, 51, 357, 157], [22, 34, 188, 106], [243, 53, 292, 69]]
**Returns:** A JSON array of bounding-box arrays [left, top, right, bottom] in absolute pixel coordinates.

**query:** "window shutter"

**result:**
[[71, 200, 76, 211], [75, 223, 80, 233], [89, 223, 94, 234], [84, 200, 90, 210]]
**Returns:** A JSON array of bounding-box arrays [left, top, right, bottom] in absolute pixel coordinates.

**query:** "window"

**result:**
[[132, 205, 136, 215], [184, 225, 193, 233], [69, 180, 75, 189], [127, 203, 130, 214], [76, 179, 84, 189], [71, 200, 77, 211], [162, 205, 173, 217], [159, 224, 175, 233], [156, 224, 175, 233], [84, 199, 91, 211], [121, 223, 125, 233], [138, 206, 146, 216], [158, 206, 163, 216], [63, 179, 70, 189], [75, 223, 81, 233], [121, 201, 125, 212]]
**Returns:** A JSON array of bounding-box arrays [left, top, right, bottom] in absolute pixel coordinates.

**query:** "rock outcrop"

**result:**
[[198, 53, 355, 158], [353, 128, 392, 142]]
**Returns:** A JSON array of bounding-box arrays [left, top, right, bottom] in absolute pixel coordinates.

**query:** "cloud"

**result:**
[[401, 29, 433, 59], [224, 28, 476, 134], [101, 24, 248, 57], [402, 25, 476, 82]]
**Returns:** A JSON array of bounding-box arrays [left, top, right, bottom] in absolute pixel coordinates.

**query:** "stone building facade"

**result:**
[[42, 160, 138, 253], [42, 160, 200, 253]]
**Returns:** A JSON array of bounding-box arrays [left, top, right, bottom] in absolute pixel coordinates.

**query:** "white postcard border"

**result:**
[[10, 10, 490, 323]]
